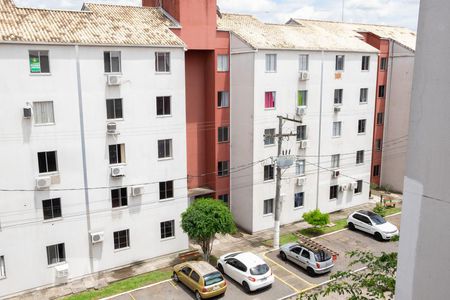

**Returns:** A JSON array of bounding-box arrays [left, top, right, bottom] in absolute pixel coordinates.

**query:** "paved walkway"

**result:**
[[12, 195, 401, 300]]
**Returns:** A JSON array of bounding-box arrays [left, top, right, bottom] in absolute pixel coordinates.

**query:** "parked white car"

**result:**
[[279, 243, 334, 276], [217, 252, 274, 292], [347, 210, 399, 240]]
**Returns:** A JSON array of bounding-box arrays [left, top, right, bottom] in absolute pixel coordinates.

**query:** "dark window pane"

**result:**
[[106, 99, 115, 119], [40, 53, 50, 73], [58, 243, 65, 261], [159, 182, 165, 199], [158, 140, 164, 158], [111, 53, 121, 73], [115, 99, 123, 119], [42, 199, 53, 220], [53, 198, 62, 218], [111, 189, 119, 208], [46, 152, 57, 172], [164, 97, 171, 114], [156, 97, 163, 115], [38, 152, 47, 173], [166, 181, 173, 198], [29, 51, 39, 73], [109, 145, 117, 164], [104, 52, 111, 73]]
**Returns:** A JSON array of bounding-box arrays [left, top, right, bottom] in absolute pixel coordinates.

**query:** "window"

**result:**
[[218, 194, 229, 204], [361, 56, 370, 70], [264, 128, 275, 145], [376, 139, 383, 151], [190, 271, 200, 283], [301, 250, 310, 259], [334, 89, 343, 105], [296, 160, 305, 176], [373, 165, 380, 177], [356, 150, 365, 164], [113, 229, 129, 249], [106, 98, 123, 120], [263, 198, 274, 215], [294, 192, 304, 208], [265, 54, 277, 72], [181, 266, 192, 276], [109, 144, 126, 164], [33, 101, 55, 124], [299, 54, 309, 71], [111, 188, 128, 208], [42, 198, 62, 220], [155, 52, 170, 72], [360, 88, 368, 103], [332, 121, 342, 137], [380, 57, 387, 70], [329, 185, 338, 199], [218, 127, 229, 143], [291, 247, 302, 255], [298, 90, 307, 106], [46, 243, 65, 265], [264, 165, 274, 181], [354, 180, 363, 194], [218, 161, 229, 177], [265, 91, 276, 109], [297, 125, 307, 141], [156, 96, 171, 116], [217, 55, 229, 72], [29, 50, 50, 73], [160, 220, 175, 239], [218, 91, 230, 108], [378, 85, 385, 98], [158, 139, 172, 159], [358, 119, 366, 134], [104, 51, 121, 73], [0, 256, 5, 278], [377, 112, 384, 125], [159, 181, 174, 200], [38, 151, 58, 173], [335, 55, 345, 71], [331, 154, 340, 168]]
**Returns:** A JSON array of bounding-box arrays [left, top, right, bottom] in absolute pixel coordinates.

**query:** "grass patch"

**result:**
[[263, 232, 298, 247], [64, 268, 172, 300], [299, 218, 348, 238], [384, 207, 401, 216]]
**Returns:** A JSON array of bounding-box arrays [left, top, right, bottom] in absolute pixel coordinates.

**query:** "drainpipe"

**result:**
[[315, 50, 325, 210]]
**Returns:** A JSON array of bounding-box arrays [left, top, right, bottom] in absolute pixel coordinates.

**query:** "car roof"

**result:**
[[356, 210, 380, 218], [185, 261, 220, 276], [234, 252, 266, 267]]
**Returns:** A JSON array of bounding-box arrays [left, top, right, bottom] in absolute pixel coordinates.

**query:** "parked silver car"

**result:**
[[279, 243, 334, 276]]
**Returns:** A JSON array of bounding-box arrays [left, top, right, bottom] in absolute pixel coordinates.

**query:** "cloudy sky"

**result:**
[[14, 0, 420, 30]]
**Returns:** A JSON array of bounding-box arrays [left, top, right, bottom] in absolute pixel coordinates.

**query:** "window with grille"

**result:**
[[111, 188, 128, 208], [113, 229, 129, 249], [42, 198, 62, 220], [160, 220, 175, 239], [159, 181, 174, 200], [155, 52, 170, 72], [218, 161, 229, 177], [294, 192, 304, 208]]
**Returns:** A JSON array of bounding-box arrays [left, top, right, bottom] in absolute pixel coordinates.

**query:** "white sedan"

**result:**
[[347, 210, 399, 240], [217, 252, 274, 292]]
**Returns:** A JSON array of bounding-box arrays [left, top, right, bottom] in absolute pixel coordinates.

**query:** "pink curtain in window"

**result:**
[[265, 92, 275, 108]]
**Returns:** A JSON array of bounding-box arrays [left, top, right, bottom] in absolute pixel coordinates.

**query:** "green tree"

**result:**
[[181, 198, 236, 262], [300, 250, 397, 300], [302, 209, 330, 227]]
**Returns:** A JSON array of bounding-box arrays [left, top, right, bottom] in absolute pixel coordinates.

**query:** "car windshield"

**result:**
[[369, 214, 386, 225], [314, 250, 331, 262], [250, 264, 270, 275], [203, 271, 224, 286]]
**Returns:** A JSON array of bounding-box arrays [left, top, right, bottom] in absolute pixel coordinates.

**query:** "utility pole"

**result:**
[[272, 115, 302, 249]]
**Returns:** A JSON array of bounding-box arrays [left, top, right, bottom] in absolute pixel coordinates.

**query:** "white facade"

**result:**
[[0, 43, 189, 297], [230, 35, 377, 233]]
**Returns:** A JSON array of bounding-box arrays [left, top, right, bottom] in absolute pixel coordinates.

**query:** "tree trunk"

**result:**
[[200, 236, 215, 263]]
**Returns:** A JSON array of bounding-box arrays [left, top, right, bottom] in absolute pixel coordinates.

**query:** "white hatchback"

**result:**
[[217, 252, 274, 292], [347, 210, 399, 240]]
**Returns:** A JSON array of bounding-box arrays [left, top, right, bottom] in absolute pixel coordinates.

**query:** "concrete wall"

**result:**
[[396, 1, 450, 299], [0, 44, 189, 297], [381, 41, 415, 192]]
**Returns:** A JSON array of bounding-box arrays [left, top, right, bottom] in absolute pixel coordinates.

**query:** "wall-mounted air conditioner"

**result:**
[[299, 140, 308, 149], [334, 105, 341, 112], [36, 176, 51, 189], [332, 169, 340, 178], [339, 185, 348, 192], [299, 71, 310, 81], [296, 106, 307, 116], [90, 231, 104, 244], [131, 185, 144, 196], [297, 177, 306, 186], [55, 263, 69, 278], [107, 75, 121, 86], [350, 182, 358, 190], [110, 166, 125, 177], [107, 122, 118, 135]]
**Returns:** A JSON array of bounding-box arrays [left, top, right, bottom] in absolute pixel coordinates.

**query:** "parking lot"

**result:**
[[107, 214, 400, 300]]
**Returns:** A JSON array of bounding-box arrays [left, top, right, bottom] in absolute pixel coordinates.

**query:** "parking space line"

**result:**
[[101, 279, 173, 300], [273, 274, 299, 293], [169, 280, 179, 290], [128, 293, 137, 300], [263, 252, 314, 286]]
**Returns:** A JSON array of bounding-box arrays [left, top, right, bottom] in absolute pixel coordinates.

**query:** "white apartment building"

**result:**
[[219, 14, 378, 233], [0, 1, 188, 297]]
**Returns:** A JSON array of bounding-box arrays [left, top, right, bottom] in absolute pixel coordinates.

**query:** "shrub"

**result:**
[[373, 203, 387, 216], [302, 209, 330, 227]]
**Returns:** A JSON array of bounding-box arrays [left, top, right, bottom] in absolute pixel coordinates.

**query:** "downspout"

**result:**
[[315, 50, 325, 210]]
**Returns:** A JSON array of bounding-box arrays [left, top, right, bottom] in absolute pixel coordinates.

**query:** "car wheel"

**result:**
[[242, 281, 251, 293], [348, 222, 355, 231], [307, 267, 315, 277], [195, 291, 203, 300], [374, 232, 383, 241], [217, 263, 224, 274], [172, 272, 179, 282], [280, 251, 287, 261]]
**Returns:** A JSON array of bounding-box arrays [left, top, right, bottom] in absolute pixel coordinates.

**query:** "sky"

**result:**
[[13, 0, 420, 30]]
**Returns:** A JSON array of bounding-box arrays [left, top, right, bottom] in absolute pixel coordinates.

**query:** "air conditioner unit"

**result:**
[[334, 105, 341, 112], [299, 140, 308, 149], [23, 105, 32, 118], [107, 75, 121, 86], [332, 169, 340, 178], [296, 106, 307, 116], [350, 181, 358, 190], [55, 263, 69, 278], [299, 71, 310, 81], [110, 166, 125, 177], [36, 176, 51, 189], [107, 122, 118, 135], [297, 177, 306, 186], [131, 185, 144, 196], [339, 185, 348, 192], [90, 231, 104, 244]]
